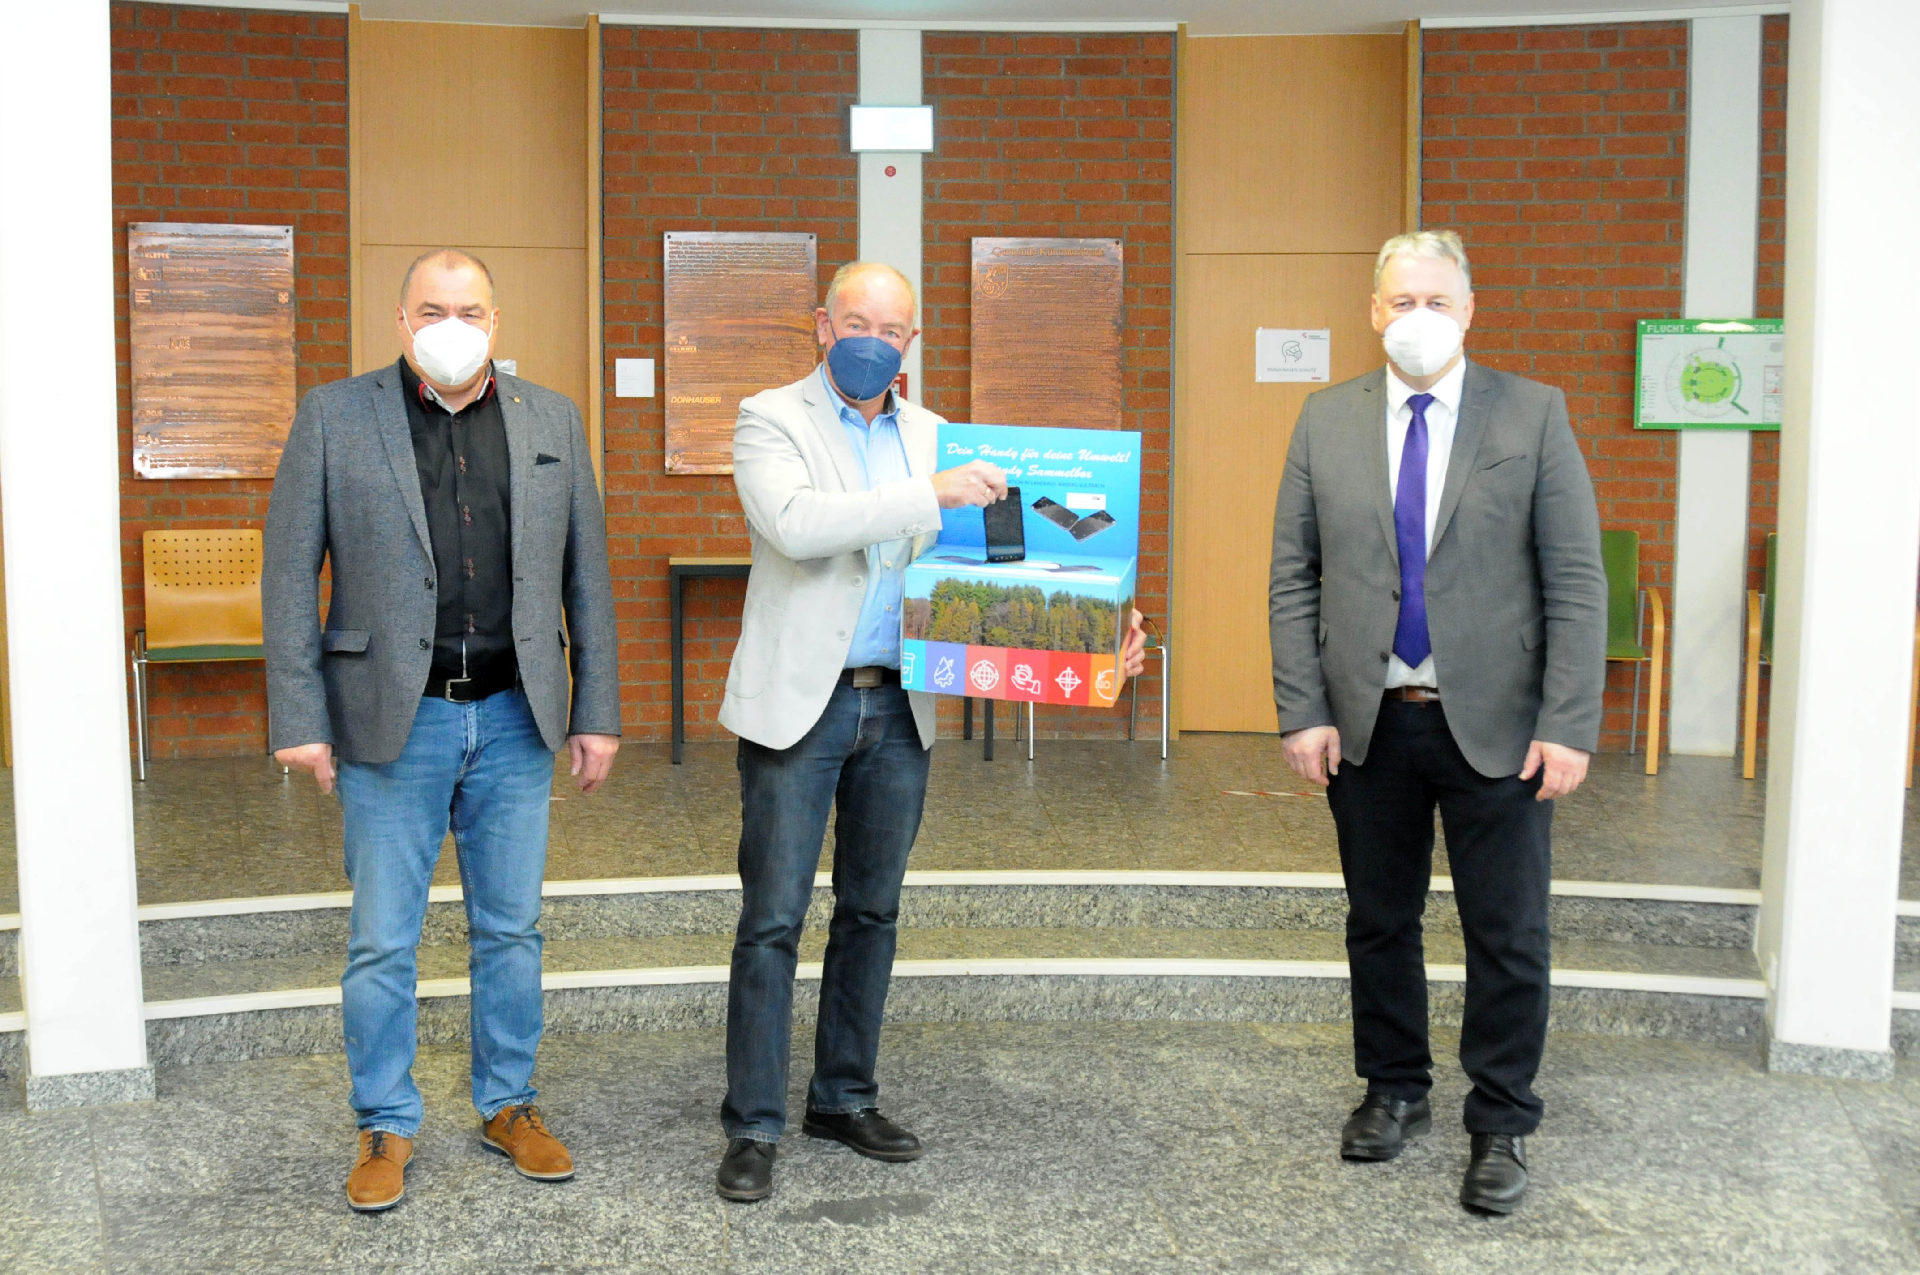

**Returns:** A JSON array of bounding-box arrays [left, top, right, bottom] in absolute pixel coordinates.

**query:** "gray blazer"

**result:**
[[263, 363, 621, 764], [720, 371, 945, 752], [1268, 360, 1607, 777]]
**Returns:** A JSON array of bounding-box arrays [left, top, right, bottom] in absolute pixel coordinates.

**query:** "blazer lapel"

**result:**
[[373, 365, 433, 562], [800, 367, 861, 492], [1358, 368, 1398, 568], [1430, 358, 1490, 553], [496, 370, 533, 568]]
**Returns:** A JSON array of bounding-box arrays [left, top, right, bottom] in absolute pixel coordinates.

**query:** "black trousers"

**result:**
[[1325, 698, 1553, 1135]]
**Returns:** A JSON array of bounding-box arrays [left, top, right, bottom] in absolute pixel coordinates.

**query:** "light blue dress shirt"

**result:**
[[823, 364, 914, 669]]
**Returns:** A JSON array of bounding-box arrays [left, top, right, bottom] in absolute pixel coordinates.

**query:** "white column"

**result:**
[[0, 3, 152, 1106], [857, 28, 925, 401], [1666, 16, 1762, 756], [1756, 0, 1920, 1078]]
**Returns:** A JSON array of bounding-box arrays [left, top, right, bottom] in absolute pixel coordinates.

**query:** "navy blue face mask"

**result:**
[[825, 327, 904, 403]]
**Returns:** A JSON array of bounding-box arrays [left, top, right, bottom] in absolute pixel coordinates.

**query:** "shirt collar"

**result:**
[[1386, 356, 1467, 417], [400, 356, 496, 414], [820, 362, 898, 428]]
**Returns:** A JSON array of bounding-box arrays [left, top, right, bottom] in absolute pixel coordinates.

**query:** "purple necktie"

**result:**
[[1393, 393, 1435, 667]]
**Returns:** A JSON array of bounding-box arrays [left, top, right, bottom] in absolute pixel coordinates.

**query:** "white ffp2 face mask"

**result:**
[[1381, 306, 1464, 378], [407, 314, 493, 387]]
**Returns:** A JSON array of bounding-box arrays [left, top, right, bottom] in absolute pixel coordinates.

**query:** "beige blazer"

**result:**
[[720, 370, 945, 751]]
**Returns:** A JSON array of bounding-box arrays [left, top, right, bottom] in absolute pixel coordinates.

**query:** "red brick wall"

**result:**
[[921, 31, 1175, 739], [110, 2, 349, 759], [600, 28, 1175, 742], [600, 27, 859, 739], [1748, 14, 1788, 594], [1422, 23, 1689, 753]]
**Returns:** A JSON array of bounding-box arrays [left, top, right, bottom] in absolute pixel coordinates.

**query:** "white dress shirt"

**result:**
[[1383, 357, 1466, 690]]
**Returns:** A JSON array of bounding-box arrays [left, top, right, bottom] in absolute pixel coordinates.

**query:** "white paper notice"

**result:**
[[1255, 328, 1331, 383], [615, 357, 656, 398]]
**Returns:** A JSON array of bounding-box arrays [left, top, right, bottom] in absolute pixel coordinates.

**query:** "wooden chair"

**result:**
[[1741, 533, 1776, 781], [1602, 530, 1666, 776], [131, 529, 265, 782]]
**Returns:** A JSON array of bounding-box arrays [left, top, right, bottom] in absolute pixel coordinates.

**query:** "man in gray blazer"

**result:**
[[1269, 230, 1605, 1214], [263, 249, 621, 1212]]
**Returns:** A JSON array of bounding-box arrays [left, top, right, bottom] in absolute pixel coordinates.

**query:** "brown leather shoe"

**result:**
[[481, 1104, 575, 1181], [345, 1129, 412, 1212]]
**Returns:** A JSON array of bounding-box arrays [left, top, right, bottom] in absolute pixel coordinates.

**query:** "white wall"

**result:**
[[1666, 15, 1762, 757], [1756, 0, 1920, 1068], [0, 2, 150, 1087]]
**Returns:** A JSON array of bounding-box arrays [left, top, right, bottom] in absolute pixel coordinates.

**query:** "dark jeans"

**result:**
[[722, 681, 931, 1142], [1325, 699, 1554, 1135]]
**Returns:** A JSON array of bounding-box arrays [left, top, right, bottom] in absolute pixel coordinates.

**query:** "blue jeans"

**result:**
[[336, 689, 554, 1138], [723, 681, 931, 1142]]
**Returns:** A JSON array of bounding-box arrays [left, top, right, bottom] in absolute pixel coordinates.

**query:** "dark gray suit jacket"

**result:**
[[263, 363, 621, 764], [1268, 360, 1606, 777]]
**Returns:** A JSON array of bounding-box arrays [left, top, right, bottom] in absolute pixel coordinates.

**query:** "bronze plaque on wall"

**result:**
[[663, 231, 818, 475], [971, 237, 1124, 431], [129, 222, 296, 479]]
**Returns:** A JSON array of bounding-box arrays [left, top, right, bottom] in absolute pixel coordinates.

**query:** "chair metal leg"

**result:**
[[982, 698, 994, 761], [963, 696, 973, 740], [1026, 702, 1035, 762], [131, 635, 149, 784], [1128, 665, 1139, 741], [1158, 639, 1169, 761]]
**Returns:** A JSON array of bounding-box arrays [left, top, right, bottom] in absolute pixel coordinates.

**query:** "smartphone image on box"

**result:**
[[1031, 496, 1080, 532], [1067, 509, 1117, 542], [983, 486, 1026, 562]]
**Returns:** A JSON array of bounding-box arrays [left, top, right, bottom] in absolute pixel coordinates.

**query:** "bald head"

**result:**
[[399, 248, 495, 309], [823, 261, 917, 327]]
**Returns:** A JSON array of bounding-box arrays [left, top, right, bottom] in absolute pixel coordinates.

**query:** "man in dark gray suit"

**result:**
[[1269, 230, 1605, 1214], [264, 249, 621, 1212]]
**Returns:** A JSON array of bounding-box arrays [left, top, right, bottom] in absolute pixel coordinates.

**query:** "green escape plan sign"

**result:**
[[1634, 318, 1784, 430]]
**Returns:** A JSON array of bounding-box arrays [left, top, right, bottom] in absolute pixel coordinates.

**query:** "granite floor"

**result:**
[[0, 734, 1915, 913], [4, 1020, 1917, 1273]]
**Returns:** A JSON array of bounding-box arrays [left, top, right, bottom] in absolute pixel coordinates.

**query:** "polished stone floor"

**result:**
[[4, 1020, 1917, 1273], [0, 734, 1916, 912]]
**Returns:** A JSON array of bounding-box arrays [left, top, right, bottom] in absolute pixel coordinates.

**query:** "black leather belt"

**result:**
[[839, 666, 900, 688], [426, 670, 519, 703], [1385, 686, 1441, 705]]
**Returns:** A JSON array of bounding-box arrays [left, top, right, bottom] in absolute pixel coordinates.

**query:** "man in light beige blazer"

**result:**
[[712, 261, 1009, 1202]]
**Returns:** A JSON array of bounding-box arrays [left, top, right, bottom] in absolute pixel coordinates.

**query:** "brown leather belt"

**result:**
[[840, 666, 900, 688], [1385, 686, 1441, 705]]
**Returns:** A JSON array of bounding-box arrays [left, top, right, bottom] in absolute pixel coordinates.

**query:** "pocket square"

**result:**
[[535, 453, 561, 465]]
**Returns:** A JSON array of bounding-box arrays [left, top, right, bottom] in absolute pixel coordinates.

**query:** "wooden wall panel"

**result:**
[[1172, 254, 1380, 733], [350, 19, 594, 423], [359, 245, 588, 417], [356, 23, 587, 250], [1171, 31, 1413, 734], [1179, 35, 1407, 257]]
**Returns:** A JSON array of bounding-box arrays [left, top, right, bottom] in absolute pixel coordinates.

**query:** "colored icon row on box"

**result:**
[[901, 639, 1125, 708]]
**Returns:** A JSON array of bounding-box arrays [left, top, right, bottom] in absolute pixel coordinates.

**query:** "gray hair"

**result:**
[[399, 248, 496, 307], [823, 260, 918, 324], [1373, 230, 1472, 294]]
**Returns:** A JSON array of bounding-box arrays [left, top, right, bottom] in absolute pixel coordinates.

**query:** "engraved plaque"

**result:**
[[663, 231, 818, 475], [971, 238, 1123, 431], [129, 223, 296, 479]]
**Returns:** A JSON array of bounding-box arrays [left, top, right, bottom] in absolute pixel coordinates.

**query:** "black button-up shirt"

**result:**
[[398, 357, 517, 690]]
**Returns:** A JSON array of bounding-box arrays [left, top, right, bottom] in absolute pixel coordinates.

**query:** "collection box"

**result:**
[[901, 423, 1141, 708]]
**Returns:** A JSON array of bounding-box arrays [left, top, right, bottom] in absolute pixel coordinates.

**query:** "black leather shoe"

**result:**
[[716, 1137, 776, 1202], [801, 1107, 925, 1161], [1460, 1133, 1528, 1214], [1339, 1093, 1433, 1161]]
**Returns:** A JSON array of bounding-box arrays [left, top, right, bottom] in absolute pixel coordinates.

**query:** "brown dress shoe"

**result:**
[[481, 1104, 575, 1181], [346, 1129, 413, 1212]]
